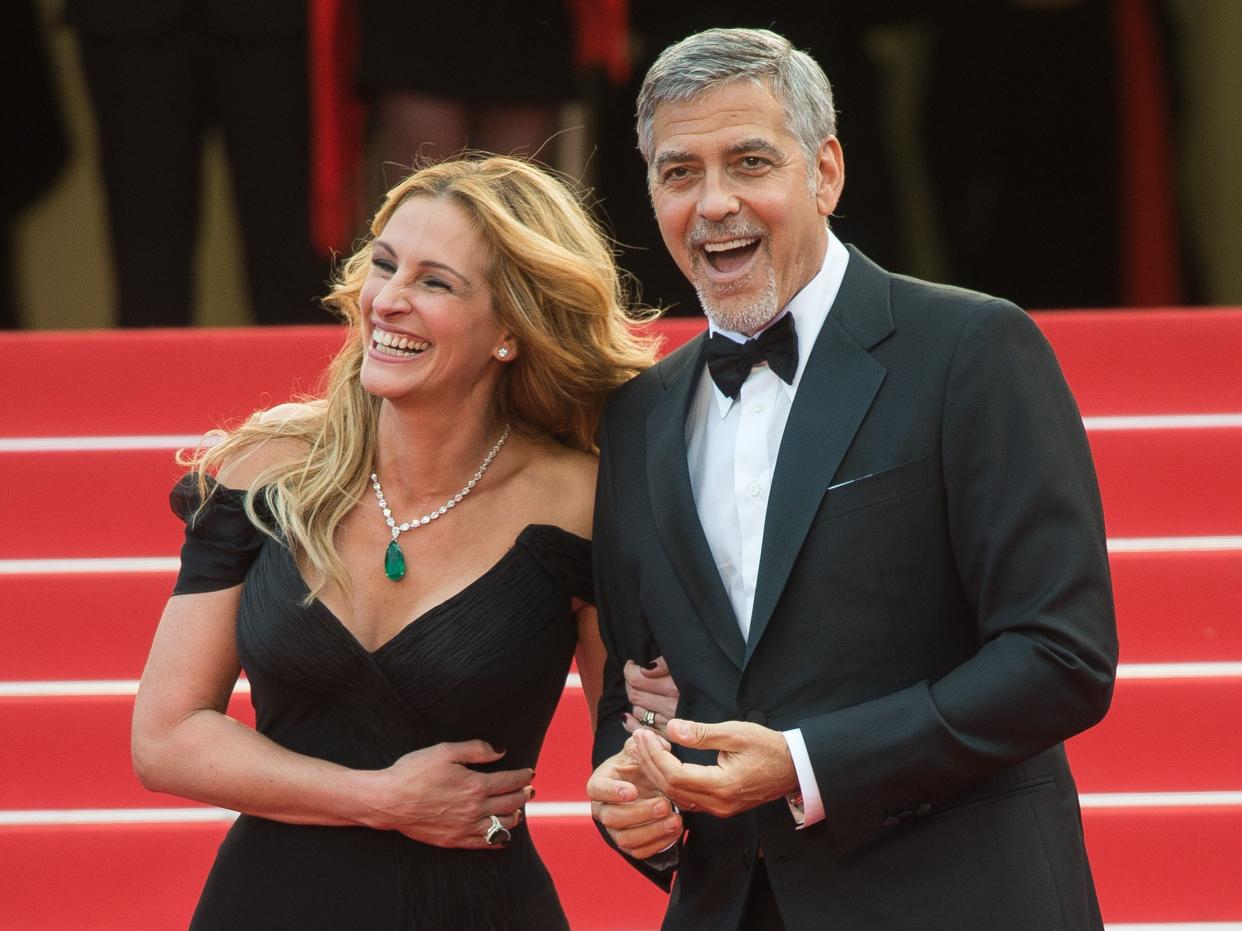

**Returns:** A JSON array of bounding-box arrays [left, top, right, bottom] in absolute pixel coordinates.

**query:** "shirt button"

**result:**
[[752, 401, 765, 413], [746, 481, 762, 497]]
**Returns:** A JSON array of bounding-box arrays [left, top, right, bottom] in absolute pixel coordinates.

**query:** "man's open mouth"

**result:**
[[702, 237, 760, 274]]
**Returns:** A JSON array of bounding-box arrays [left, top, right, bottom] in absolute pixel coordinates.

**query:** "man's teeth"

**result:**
[[703, 237, 758, 253], [373, 330, 430, 356]]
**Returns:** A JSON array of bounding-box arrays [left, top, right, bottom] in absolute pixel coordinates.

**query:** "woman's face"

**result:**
[[358, 196, 508, 407]]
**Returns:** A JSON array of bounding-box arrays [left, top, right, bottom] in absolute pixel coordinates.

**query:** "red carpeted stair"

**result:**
[[2, 311, 1240, 928]]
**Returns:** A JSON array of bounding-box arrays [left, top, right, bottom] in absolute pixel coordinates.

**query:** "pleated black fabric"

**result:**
[[170, 476, 588, 930]]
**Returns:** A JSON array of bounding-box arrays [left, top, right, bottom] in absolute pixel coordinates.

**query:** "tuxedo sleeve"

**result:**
[[589, 402, 678, 889], [797, 299, 1118, 853]]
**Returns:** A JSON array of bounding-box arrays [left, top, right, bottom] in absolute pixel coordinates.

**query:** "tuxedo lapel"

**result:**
[[646, 335, 746, 671], [745, 249, 894, 667]]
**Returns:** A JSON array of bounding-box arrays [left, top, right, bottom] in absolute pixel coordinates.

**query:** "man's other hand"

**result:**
[[587, 744, 684, 860], [631, 719, 799, 819]]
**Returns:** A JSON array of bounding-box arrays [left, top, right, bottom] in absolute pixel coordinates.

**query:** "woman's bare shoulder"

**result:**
[[516, 438, 598, 539], [213, 403, 320, 489]]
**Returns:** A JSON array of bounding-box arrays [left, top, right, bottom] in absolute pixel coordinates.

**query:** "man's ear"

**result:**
[[815, 136, 845, 218]]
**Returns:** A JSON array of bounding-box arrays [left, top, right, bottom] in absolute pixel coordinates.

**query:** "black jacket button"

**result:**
[[881, 816, 900, 829], [915, 803, 931, 817]]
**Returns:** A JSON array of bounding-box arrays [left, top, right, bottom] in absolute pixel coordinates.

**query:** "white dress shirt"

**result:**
[[684, 230, 849, 827]]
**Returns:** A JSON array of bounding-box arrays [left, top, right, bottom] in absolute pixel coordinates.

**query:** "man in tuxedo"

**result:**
[[587, 27, 1117, 930]]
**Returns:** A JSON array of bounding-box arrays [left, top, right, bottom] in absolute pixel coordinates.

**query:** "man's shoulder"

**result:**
[[878, 265, 1033, 348], [888, 268, 1020, 320], [836, 245, 1027, 351], [606, 330, 703, 410], [865, 263, 1050, 367]]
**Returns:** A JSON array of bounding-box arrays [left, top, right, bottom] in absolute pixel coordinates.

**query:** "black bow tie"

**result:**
[[704, 313, 798, 400]]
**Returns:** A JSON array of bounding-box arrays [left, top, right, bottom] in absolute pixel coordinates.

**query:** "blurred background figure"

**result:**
[[358, 0, 575, 195], [2, 0, 69, 329], [64, 0, 327, 326], [8, 0, 1240, 330], [587, 0, 1192, 315]]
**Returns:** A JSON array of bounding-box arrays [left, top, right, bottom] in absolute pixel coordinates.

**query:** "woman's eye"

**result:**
[[423, 277, 451, 292], [371, 258, 396, 274]]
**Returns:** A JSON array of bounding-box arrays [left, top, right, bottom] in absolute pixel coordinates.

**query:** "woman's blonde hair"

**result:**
[[185, 154, 657, 599]]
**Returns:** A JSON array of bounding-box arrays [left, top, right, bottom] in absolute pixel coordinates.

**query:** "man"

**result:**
[[587, 27, 1117, 930]]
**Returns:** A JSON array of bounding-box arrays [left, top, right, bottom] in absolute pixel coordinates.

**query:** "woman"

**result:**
[[131, 155, 655, 929]]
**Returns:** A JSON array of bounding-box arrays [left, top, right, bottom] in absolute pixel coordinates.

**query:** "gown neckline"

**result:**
[[283, 523, 588, 657]]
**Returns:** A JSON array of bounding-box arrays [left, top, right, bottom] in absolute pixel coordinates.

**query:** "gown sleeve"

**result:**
[[169, 474, 272, 595], [517, 524, 594, 605]]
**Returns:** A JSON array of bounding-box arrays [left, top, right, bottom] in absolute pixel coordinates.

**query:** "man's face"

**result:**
[[647, 80, 843, 335]]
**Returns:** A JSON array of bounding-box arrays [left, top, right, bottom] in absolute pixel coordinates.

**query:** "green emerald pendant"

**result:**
[[384, 538, 406, 581]]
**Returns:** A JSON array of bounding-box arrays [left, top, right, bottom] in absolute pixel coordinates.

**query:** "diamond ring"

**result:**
[[484, 814, 512, 846]]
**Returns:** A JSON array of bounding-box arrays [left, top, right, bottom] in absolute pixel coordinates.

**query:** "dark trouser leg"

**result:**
[[213, 28, 328, 325], [77, 30, 206, 327], [739, 858, 786, 931]]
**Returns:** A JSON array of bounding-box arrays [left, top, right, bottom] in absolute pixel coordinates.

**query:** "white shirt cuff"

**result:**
[[781, 727, 825, 827]]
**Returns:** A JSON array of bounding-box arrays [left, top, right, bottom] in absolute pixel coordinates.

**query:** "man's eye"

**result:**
[[739, 156, 769, 170], [662, 166, 691, 183]]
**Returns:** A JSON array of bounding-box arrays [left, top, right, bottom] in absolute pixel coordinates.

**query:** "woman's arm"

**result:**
[[134, 435, 533, 848], [574, 602, 606, 731], [132, 587, 533, 848]]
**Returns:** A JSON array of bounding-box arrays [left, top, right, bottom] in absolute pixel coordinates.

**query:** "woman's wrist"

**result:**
[[344, 766, 397, 830]]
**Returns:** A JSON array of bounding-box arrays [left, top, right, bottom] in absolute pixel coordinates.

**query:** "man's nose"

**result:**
[[697, 173, 740, 222]]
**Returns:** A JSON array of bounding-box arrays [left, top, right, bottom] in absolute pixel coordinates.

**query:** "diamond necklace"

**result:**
[[370, 423, 511, 581]]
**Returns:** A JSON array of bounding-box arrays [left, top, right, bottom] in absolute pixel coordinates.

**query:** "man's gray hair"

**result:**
[[636, 28, 837, 170]]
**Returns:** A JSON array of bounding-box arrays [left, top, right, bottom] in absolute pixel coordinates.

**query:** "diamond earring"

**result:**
[[496, 346, 511, 359]]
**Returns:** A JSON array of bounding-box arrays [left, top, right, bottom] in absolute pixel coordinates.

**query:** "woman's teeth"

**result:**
[[373, 330, 430, 357]]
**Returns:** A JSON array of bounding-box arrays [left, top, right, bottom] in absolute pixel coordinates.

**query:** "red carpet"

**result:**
[[2, 311, 1240, 928]]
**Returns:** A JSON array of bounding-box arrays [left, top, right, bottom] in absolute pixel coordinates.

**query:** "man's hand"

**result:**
[[631, 719, 799, 819], [587, 745, 684, 860]]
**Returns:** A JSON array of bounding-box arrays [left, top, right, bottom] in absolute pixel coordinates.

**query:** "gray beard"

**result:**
[[695, 263, 779, 336]]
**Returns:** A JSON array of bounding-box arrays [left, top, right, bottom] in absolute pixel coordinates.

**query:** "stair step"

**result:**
[[3, 676, 1239, 811], [1, 548, 1238, 683], [0, 449, 184, 558], [1064, 677, 1242, 791], [0, 572, 171, 681], [1038, 309, 1242, 416], [1088, 427, 1242, 537], [5, 425, 1242, 558], [0, 327, 345, 438], [0, 322, 706, 439], [3, 314, 1239, 440], [1110, 550, 1242, 663], [0, 807, 1238, 928]]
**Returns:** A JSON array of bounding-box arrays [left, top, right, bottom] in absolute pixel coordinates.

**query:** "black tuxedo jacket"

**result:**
[[592, 247, 1117, 930]]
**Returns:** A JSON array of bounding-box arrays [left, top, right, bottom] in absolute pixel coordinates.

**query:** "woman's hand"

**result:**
[[366, 740, 534, 849], [622, 656, 680, 737]]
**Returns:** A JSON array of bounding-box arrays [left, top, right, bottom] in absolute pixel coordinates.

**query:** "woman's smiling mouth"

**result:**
[[372, 328, 431, 358]]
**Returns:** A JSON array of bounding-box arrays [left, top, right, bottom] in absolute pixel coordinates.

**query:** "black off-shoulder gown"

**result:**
[[170, 477, 591, 930]]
